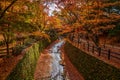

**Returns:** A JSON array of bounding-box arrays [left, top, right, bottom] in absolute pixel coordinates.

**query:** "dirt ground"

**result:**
[[34, 51, 52, 80], [0, 51, 25, 80]]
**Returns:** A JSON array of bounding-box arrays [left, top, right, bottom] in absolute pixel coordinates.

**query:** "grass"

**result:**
[[6, 40, 52, 80], [7, 42, 40, 80], [64, 42, 120, 80]]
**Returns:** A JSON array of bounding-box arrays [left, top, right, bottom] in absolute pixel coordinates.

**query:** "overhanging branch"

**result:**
[[0, 0, 18, 19]]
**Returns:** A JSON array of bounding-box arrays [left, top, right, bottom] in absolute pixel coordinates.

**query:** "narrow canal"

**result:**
[[49, 40, 67, 80], [34, 40, 70, 80], [34, 40, 84, 80]]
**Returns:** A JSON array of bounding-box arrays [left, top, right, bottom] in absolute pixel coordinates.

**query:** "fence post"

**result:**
[[78, 38, 80, 47], [83, 43, 85, 50], [92, 45, 94, 53], [87, 42, 89, 52], [71, 36, 74, 41], [98, 47, 101, 56], [108, 49, 111, 60], [12, 47, 14, 54]]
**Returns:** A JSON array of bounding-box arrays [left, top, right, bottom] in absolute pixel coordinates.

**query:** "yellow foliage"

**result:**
[[32, 31, 51, 42]]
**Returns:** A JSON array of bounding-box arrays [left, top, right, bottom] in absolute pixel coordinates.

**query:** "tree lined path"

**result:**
[[0, 0, 120, 80]]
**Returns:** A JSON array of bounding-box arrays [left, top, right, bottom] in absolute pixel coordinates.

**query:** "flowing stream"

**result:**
[[34, 40, 83, 80], [49, 40, 67, 80]]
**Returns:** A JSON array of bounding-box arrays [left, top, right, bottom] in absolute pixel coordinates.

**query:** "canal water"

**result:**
[[49, 40, 68, 80], [34, 40, 83, 80]]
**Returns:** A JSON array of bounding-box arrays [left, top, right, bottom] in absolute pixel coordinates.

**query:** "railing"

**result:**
[[68, 37, 120, 64], [0, 47, 13, 58]]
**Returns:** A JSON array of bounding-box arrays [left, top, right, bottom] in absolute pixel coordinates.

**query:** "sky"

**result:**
[[47, 3, 60, 16]]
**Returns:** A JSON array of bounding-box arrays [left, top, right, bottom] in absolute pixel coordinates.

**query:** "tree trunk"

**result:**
[[6, 41, 10, 56]]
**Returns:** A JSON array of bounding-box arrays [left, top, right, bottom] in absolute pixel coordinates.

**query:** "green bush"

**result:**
[[12, 38, 37, 56], [64, 42, 120, 80], [7, 40, 51, 80], [12, 45, 27, 56]]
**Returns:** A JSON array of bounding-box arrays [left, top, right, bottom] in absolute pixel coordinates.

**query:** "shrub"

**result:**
[[7, 39, 52, 80]]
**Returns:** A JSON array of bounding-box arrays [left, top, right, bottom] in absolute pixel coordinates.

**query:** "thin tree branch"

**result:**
[[0, 0, 18, 19]]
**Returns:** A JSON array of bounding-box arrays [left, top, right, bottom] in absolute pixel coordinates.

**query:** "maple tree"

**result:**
[[0, 0, 19, 56], [52, 0, 120, 47], [0, 0, 52, 56], [0, 0, 120, 56]]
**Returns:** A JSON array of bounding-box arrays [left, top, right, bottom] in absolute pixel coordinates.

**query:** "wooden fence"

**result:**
[[68, 37, 120, 63], [0, 47, 13, 58]]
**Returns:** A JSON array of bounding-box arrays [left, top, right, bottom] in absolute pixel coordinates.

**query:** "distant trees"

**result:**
[[53, 0, 120, 46]]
